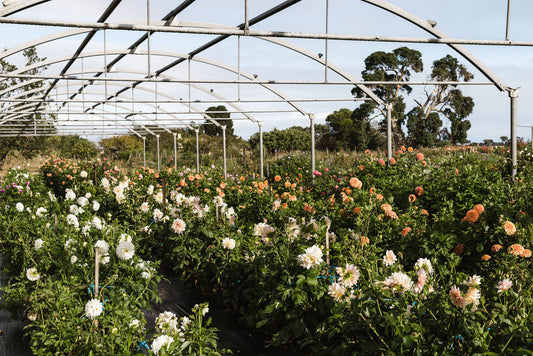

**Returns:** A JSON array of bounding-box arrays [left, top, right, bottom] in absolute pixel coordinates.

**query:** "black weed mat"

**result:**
[[0, 271, 293, 355], [144, 275, 295, 355]]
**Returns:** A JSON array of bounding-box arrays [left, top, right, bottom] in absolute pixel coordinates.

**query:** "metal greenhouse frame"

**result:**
[[0, 0, 528, 178]]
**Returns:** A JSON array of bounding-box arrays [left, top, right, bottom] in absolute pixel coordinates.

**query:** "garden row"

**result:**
[[1, 145, 533, 355]]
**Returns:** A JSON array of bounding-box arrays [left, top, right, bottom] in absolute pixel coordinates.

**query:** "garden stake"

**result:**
[[54, 214, 57, 235], [325, 227, 330, 276], [94, 247, 100, 328], [94, 247, 100, 297], [162, 178, 166, 212]]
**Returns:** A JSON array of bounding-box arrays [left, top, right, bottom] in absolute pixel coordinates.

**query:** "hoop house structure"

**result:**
[[0, 0, 528, 177]]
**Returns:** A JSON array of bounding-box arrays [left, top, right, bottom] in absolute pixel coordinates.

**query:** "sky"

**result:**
[[2, 0, 533, 143]]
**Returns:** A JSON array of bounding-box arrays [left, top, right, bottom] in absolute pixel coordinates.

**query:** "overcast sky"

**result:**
[[2, 0, 533, 143]]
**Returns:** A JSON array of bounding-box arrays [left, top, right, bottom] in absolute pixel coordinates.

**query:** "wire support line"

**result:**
[[1, 17, 533, 47]]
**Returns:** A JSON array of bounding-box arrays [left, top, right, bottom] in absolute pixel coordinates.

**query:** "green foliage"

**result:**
[[249, 126, 312, 153], [204, 106, 233, 136]]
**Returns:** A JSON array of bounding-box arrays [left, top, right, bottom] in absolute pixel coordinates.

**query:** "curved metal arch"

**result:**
[[0, 49, 295, 123], [179, 20, 385, 106], [0, 0, 50, 17], [362, 0, 508, 92]]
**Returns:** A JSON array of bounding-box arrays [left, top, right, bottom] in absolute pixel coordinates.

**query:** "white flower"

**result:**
[[129, 319, 141, 328], [92, 201, 100, 212], [155, 311, 178, 334], [66, 214, 79, 228], [71, 255, 78, 264], [80, 170, 88, 178], [463, 275, 482, 288], [297, 245, 323, 269], [92, 216, 103, 230], [414, 258, 433, 274], [48, 191, 57, 202], [113, 185, 124, 196], [116, 239, 135, 260], [81, 224, 91, 236], [34, 238, 44, 251], [77, 197, 88, 207], [213, 196, 224, 206], [65, 239, 75, 251], [383, 250, 397, 266], [154, 191, 164, 204], [384, 272, 413, 294], [101, 178, 110, 189], [336, 264, 360, 288], [85, 299, 103, 319], [15, 202, 24, 212], [65, 189, 76, 201], [140, 202, 150, 213], [146, 185, 154, 195], [151, 335, 174, 355], [85, 192, 92, 199], [222, 237, 236, 250], [36, 207, 47, 218], [171, 218, 186, 234], [69, 204, 80, 215], [100, 254, 110, 265], [95, 240, 109, 254], [153, 209, 164, 222], [328, 282, 346, 302], [497, 278, 513, 293], [26, 267, 40, 281]]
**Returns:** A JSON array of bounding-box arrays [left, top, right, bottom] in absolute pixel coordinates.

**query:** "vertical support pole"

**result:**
[[509, 88, 518, 179], [506, 0, 512, 41], [531, 127, 533, 149], [237, 36, 241, 100], [258, 121, 264, 179], [324, 0, 329, 82], [244, 0, 250, 35], [146, 0, 151, 77], [156, 134, 160, 172], [222, 125, 227, 180], [33, 113, 36, 135], [142, 136, 146, 168], [386, 103, 393, 162], [195, 129, 200, 172], [173, 132, 177, 169], [310, 114, 316, 179]]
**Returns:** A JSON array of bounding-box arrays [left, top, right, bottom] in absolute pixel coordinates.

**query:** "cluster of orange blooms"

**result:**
[[481, 243, 531, 260], [461, 204, 485, 224]]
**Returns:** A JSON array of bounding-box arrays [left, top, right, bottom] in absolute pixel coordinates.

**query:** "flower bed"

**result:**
[[1, 146, 533, 354]]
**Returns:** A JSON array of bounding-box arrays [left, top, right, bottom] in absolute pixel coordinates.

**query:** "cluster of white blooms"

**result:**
[[77, 196, 88, 207], [155, 311, 178, 334], [66, 214, 79, 228], [116, 234, 135, 261], [383, 272, 414, 294], [65, 189, 76, 201], [146, 185, 154, 195], [85, 299, 103, 319], [297, 245, 323, 269], [136, 260, 154, 279], [92, 200, 100, 212], [35, 207, 47, 218], [222, 237, 236, 250], [69, 204, 82, 216], [151, 335, 174, 356], [101, 178, 110, 192], [92, 216, 103, 230], [15, 202, 24, 212]]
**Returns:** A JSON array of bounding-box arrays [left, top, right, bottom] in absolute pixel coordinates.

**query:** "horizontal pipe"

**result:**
[[0, 97, 372, 103], [0, 73, 495, 86], [0, 16, 532, 47]]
